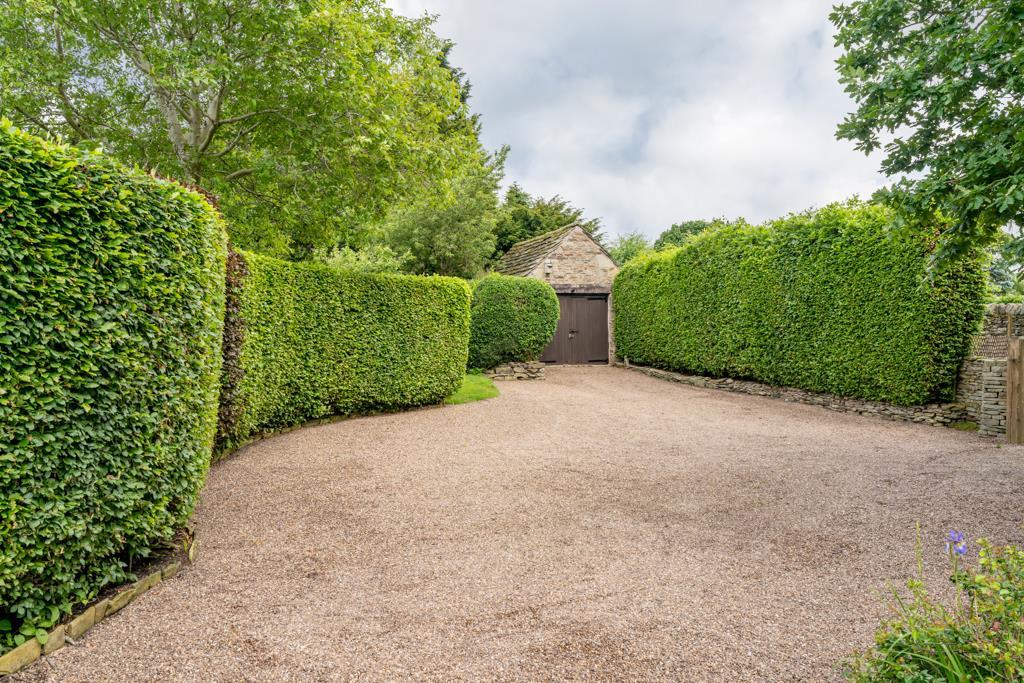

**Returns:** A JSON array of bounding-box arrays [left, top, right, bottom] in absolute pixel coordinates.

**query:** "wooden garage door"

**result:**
[[541, 294, 609, 365]]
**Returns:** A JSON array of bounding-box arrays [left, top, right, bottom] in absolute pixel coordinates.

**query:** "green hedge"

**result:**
[[0, 122, 226, 650], [468, 274, 560, 369], [612, 203, 986, 405], [215, 251, 470, 452]]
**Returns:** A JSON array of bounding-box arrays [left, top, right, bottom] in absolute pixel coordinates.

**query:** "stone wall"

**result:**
[[486, 361, 545, 381], [956, 357, 1007, 436], [949, 303, 1021, 437]]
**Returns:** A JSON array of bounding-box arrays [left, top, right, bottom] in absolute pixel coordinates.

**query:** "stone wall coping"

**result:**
[[986, 303, 1024, 314]]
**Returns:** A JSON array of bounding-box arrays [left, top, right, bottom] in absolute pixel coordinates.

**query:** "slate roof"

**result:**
[[493, 224, 579, 276]]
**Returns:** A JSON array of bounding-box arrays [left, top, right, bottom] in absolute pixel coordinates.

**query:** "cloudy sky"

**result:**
[[390, 0, 889, 241]]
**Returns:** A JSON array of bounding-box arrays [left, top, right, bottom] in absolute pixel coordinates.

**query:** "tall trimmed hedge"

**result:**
[[0, 123, 226, 649], [215, 251, 471, 452], [468, 274, 560, 370], [613, 203, 986, 405]]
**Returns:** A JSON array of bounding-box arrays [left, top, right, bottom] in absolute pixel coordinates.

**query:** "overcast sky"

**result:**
[[390, 0, 889, 241]]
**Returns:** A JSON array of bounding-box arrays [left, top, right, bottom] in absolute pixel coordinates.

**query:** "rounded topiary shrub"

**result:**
[[0, 122, 226, 651], [468, 274, 560, 370], [215, 251, 471, 454]]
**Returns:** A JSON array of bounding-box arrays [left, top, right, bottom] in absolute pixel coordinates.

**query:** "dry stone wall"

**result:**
[[618, 362, 970, 427], [957, 359, 1007, 437], [486, 361, 546, 381], [951, 304, 1020, 436]]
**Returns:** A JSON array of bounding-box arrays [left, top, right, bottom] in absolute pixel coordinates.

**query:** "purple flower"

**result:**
[[946, 530, 968, 556]]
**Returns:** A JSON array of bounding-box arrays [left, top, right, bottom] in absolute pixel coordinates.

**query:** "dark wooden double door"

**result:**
[[541, 294, 609, 365]]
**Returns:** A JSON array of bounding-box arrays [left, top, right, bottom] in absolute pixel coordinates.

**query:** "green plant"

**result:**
[[321, 244, 412, 274], [444, 374, 500, 405], [468, 274, 560, 370], [847, 532, 1024, 681], [0, 1, 484, 258], [0, 122, 226, 652], [832, 0, 1024, 265], [654, 219, 715, 250], [493, 183, 604, 258], [608, 231, 653, 266], [215, 251, 471, 452], [384, 148, 505, 278], [613, 202, 986, 405]]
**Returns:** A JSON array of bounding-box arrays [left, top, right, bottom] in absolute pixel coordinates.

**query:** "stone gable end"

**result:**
[[527, 227, 618, 290]]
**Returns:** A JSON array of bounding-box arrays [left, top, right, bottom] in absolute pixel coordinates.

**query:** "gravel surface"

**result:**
[[15, 366, 1024, 682]]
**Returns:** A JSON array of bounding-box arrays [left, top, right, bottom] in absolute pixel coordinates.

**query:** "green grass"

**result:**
[[445, 374, 499, 405]]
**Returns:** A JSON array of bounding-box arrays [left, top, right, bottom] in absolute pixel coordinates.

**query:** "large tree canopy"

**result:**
[[384, 148, 505, 278], [608, 231, 652, 265], [0, 0, 482, 258], [654, 220, 713, 250], [492, 183, 604, 257], [832, 0, 1024, 262]]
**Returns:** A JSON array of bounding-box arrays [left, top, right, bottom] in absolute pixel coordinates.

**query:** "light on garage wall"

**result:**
[[544, 259, 553, 275]]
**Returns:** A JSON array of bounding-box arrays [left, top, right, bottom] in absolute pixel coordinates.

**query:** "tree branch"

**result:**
[[209, 122, 260, 158], [218, 108, 277, 126], [224, 168, 255, 181]]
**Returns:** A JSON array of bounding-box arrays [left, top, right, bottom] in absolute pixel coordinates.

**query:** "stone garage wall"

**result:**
[[526, 226, 618, 290]]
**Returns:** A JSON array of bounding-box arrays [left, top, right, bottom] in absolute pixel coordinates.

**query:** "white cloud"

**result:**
[[390, 0, 887, 239]]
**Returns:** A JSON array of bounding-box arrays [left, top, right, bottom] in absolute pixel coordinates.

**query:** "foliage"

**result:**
[[613, 202, 986, 405], [847, 533, 1024, 682], [384, 149, 505, 278], [444, 374, 499, 405], [493, 183, 604, 257], [988, 224, 1024, 300], [215, 251, 470, 452], [832, 0, 1024, 264], [0, 122, 225, 652], [0, 0, 483, 258], [608, 231, 653, 265], [321, 245, 412, 274], [654, 220, 714, 250], [468, 275, 560, 370]]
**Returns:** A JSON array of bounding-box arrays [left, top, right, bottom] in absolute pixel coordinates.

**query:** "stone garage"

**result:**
[[494, 224, 619, 365]]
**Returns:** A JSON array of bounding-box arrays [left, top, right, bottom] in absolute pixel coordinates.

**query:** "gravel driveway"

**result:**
[[15, 366, 1024, 682]]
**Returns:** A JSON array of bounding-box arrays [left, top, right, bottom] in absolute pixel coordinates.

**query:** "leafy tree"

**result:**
[[832, 0, 1024, 262], [654, 220, 713, 250], [0, 0, 482, 258], [493, 184, 604, 256], [321, 245, 412, 274], [384, 149, 506, 278], [608, 231, 652, 265], [988, 223, 1024, 299]]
